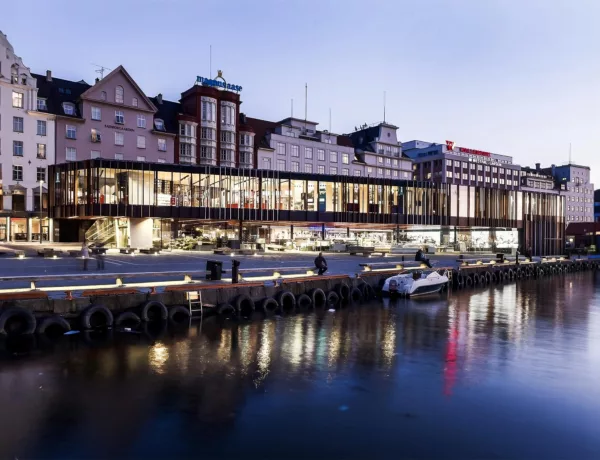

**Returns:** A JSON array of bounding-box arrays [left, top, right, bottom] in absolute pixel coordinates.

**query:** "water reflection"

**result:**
[[0, 272, 599, 459]]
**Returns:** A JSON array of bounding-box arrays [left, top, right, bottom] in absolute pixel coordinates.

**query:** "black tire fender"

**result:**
[[217, 303, 236, 318], [140, 301, 168, 322], [36, 315, 71, 335], [276, 290, 296, 310], [349, 287, 363, 304], [168, 305, 191, 323], [234, 294, 255, 317], [327, 291, 340, 307], [336, 282, 351, 301], [115, 311, 141, 327], [0, 307, 37, 336], [296, 293, 312, 309], [258, 297, 279, 313], [308, 288, 327, 308], [80, 305, 113, 330], [465, 275, 473, 287]]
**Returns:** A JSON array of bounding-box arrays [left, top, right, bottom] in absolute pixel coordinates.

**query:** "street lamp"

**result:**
[[39, 179, 44, 245]]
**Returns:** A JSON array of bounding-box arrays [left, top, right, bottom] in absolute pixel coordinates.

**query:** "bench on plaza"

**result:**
[[139, 248, 160, 255], [120, 247, 137, 254], [348, 246, 391, 256], [358, 261, 428, 272]]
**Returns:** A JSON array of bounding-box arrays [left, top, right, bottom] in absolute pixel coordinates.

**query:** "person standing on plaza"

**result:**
[[81, 240, 90, 271], [314, 252, 328, 275], [96, 246, 105, 270]]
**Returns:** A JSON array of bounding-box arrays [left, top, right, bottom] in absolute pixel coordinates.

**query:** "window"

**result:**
[[221, 131, 234, 143], [37, 167, 45, 182], [446, 171, 453, 178], [367, 167, 373, 175], [66, 125, 76, 139], [137, 156, 146, 162], [318, 165, 325, 174], [478, 164, 483, 171], [115, 111, 124, 124], [377, 168, 383, 175], [330, 151, 338, 162], [393, 159, 398, 166], [385, 158, 391, 165], [392, 171, 398, 177], [158, 138, 167, 151], [13, 117, 24, 132], [277, 142, 286, 155], [240, 134, 253, 146], [471, 174, 476, 181], [485, 166, 490, 172], [12, 165, 23, 182], [263, 158, 272, 170], [12, 91, 23, 108], [198, 127, 212, 139], [500, 178, 505, 185], [100, 91, 107, 101], [499, 168, 505, 174], [37, 120, 47, 136], [201, 100, 216, 121], [13, 141, 23, 156], [91, 128, 101, 143], [385, 169, 391, 176], [115, 86, 124, 104], [342, 168, 349, 176], [305, 147, 313, 159], [485, 176, 490, 183], [66, 147, 77, 161], [305, 164, 313, 173], [37, 98, 47, 111], [37, 143, 46, 159], [137, 136, 146, 149], [342, 153, 349, 164], [492, 167, 497, 173], [62, 102, 75, 115], [330, 166, 338, 175], [277, 159, 286, 171], [317, 149, 325, 161], [132, 97, 138, 107], [114, 153, 124, 160], [200, 146, 213, 159], [462, 173, 468, 180], [291, 145, 299, 157], [446, 160, 453, 167], [115, 132, 124, 146], [91, 106, 101, 121], [158, 158, 166, 163], [220, 148, 233, 162], [291, 161, 300, 172], [91, 150, 100, 159], [462, 162, 468, 168], [154, 119, 165, 131], [377, 156, 383, 164]]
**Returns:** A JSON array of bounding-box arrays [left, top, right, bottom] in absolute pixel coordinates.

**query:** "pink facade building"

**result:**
[[34, 66, 176, 164]]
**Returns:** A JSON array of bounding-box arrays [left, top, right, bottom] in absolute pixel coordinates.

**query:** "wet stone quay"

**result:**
[[0, 271, 599, 459]]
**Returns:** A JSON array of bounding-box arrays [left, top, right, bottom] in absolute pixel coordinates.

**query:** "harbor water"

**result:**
[[1, 272, 600, 459]]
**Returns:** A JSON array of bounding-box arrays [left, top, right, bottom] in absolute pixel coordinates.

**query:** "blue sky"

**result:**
[[4, 0, 599, 184]]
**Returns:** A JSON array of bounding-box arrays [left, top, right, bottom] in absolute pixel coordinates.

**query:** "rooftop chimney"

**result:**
[[535, 163, 540, 171], [95, 77, 99, 84], [157, 93, 163, 105], [46, 70, 52, 82]]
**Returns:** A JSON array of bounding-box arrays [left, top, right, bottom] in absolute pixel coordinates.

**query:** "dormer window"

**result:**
[[115, 86, 124, 104], [100, 91, 107, 101], [62, 102, 76, 116], [132, 97, 138, 107], [11, 64, 18, 84], [37, 98, 47, 111], [154, 119, 165, 131]]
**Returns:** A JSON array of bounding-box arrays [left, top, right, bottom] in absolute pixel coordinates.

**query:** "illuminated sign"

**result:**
[[446, 140, 491, 157], [445, 140, 454, 151], [196, 70, 242, 92]]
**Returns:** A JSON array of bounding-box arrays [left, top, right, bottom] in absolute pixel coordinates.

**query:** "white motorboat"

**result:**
[[382, 269, 450, 297]]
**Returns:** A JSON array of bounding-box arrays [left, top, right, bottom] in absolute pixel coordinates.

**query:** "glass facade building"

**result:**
[[49, 160, 565, 255]]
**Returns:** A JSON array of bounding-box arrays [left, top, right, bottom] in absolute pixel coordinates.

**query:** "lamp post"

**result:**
[[39, 179, 44, 245]]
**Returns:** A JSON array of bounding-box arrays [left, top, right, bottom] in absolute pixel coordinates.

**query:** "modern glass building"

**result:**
[[49, 159, 565, 255]]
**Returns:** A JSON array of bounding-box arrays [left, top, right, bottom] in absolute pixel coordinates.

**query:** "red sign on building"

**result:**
[[445, 140, 455, 151]]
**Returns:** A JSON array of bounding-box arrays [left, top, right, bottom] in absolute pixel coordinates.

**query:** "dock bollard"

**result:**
[[232, 259, 240, 284]]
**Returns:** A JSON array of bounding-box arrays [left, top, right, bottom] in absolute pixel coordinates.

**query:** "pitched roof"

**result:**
[[80, 65, 157, 113], [33, 73, 90, 118], [149, 97, 180, 135]]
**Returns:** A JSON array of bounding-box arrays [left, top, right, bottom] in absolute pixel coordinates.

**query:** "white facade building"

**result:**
[[348, 122, 412, 179], [252, 117, 361, 176], [0, 31, 55, 242]]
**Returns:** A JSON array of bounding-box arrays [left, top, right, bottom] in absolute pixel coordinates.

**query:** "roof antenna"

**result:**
[[304, 83, 308, 133], [209, 44, 212, 77], [383, 90, 386, 123], [569, 142, 572, 164], [291, 98, 293, 118], [91, 63, 111, 80]]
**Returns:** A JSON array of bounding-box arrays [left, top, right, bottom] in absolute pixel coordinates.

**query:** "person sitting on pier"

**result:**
[[314, 252, 328, 276], [415, 247, 433, 269]]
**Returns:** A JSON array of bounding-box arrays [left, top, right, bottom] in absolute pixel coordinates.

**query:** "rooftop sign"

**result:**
[[446, 140, 491, 157], [196, 70, 242, 92]]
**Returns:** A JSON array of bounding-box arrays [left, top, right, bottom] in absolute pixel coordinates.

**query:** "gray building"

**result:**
[[402, 140, 521, 190], [541, 163, 595, 224]]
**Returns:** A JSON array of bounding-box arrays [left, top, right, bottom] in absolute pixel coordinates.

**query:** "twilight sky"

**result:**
[[4, 0, 599, 185]]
